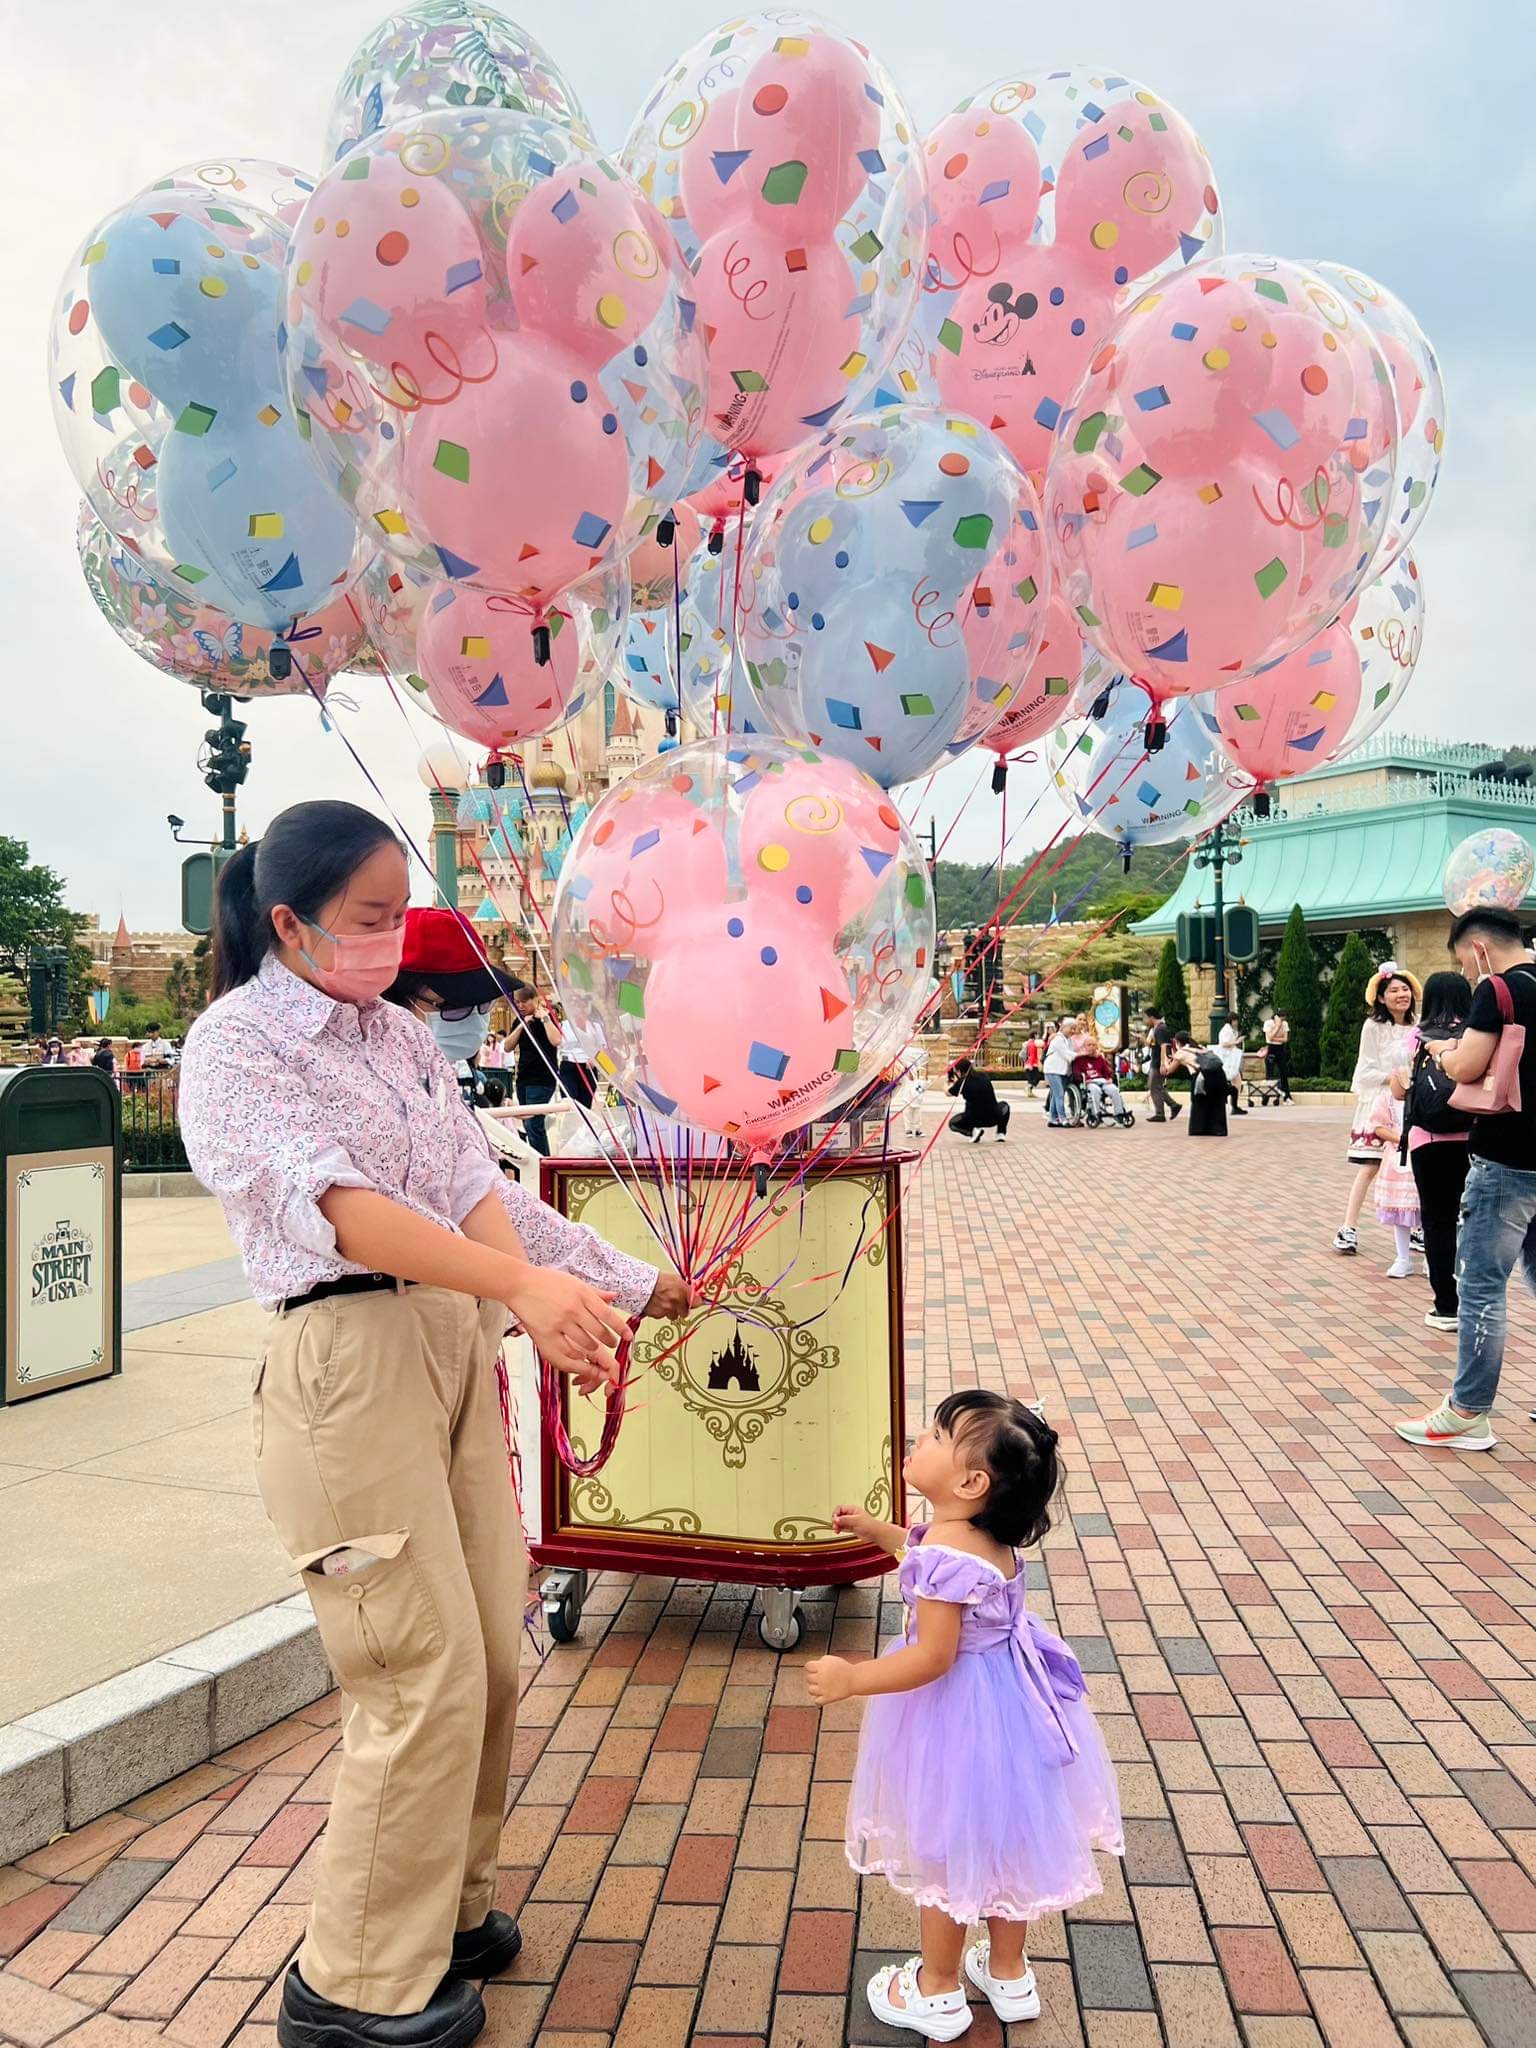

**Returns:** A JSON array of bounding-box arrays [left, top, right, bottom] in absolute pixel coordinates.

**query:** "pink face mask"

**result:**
[[300, 919, 405, 1004]]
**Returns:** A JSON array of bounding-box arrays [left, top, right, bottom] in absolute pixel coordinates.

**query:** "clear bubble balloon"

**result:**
[[284, 110, 707, 613], [1312, 262, 1444, 573], [739, 407, 1050, 789], [1333, 549, 1425, 755], [552, 738, 936, 1152], [358, 551, 625, 748], [914, 68, 1222, 477], [50, 159, 368, 629], [1049, 679, 1251, 850], [75, 502, 365, 698], [324, 2, 593, 165], [1045, 254, 1400, 701], [1443, 830, 1535, 915], [981, 591, 1119, 762], [675, 526, 765, 736], [623, 9, 927, 464], [618, 608, 679, 719]]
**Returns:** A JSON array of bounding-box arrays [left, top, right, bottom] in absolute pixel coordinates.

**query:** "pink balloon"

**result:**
[[416, 578, 620, 748], [565, 777, 729, 962], [981, 593, 1098, 758], [684, 455, 777, 527], [642, 904, 855, 1142], [692, 231, 855, 458], [508, 162, 672, 372], [737, 754, 909, 933], [399, 347, 629, 602], [287, 150, 490, 407], [628, 503, 703, 608], [680, 37, 880, 243], [1046, 256, 1399, 698], [1210, 621, 1361, 788]]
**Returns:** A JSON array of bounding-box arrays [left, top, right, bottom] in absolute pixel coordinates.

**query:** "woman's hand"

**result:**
[[504, 1266, 629, 1379], [805, 1654, 857, 1705], [643, 1273, 694, 1322]]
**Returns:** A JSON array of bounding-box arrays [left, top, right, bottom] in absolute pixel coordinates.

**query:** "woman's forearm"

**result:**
[[849, 1643, 953, 1697], [319, 1186, 523, 1302]]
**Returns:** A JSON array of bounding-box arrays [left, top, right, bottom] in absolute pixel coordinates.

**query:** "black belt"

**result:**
[[280, 1272, 414, 1314]]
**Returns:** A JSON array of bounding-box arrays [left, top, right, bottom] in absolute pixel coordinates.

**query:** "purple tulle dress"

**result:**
[[846, 1529, 1124, 1924]]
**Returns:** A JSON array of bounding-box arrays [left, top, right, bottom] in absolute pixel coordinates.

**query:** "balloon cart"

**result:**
[[522, 1151, 908, 1652]]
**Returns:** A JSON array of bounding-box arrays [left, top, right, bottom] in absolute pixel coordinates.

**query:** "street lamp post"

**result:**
[[1191, 815, 1245, 1038]]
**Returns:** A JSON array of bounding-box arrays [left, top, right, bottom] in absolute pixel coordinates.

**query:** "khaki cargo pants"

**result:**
[[253, 1285, 528, 2015]]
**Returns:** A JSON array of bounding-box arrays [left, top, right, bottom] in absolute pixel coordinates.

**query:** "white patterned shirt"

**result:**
[[179, 954, 656, 1314]]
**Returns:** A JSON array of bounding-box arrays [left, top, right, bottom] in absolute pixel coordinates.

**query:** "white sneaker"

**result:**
[[1424, 1310, 1459, 1332], [965, 1942, 1040, 2023], [995, 1131, 1007, 1144], [1334, 1227, 1358, 1255], [1394, 1401, 1496, 1451], [866, 1958, 972, 2041], [1386, 1257, 1414, 1279]]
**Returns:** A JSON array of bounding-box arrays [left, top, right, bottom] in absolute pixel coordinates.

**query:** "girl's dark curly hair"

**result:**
[[935, 1389, 1061, 1549]]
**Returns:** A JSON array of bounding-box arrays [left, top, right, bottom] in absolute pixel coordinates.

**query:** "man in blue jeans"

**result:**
[[1397, 906, 1536, 1451]]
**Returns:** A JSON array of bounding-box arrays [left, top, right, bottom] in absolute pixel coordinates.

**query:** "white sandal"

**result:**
[[866, 1956, 973, 2041], [965, 1940, 1041, 2022]]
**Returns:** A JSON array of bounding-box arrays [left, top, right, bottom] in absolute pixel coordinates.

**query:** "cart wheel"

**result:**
[[547, 1590, 582, 1643], [758, 1605, 804, 1653]]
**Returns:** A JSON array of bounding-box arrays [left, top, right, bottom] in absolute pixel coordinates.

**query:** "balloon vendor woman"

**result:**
[[178, 801, 687, 2048], [807, 1392, 1123, 2041]]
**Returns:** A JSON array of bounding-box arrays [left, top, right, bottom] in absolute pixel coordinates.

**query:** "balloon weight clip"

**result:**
[[1090, 688, 1113, 721], [1144, 716, 1168, 754], [486, 755, 507, 790], [656, 513, 676, 549], [531, 622, 552, 667], [665, 708, 678, 738], [990, 760, 1007, 795], [707, 523, 725, 556], [743, 467, 763, 507], [1252, 789, 1272, 819], [269, 643, 292, 682], [1119, 839, 1134, 876]]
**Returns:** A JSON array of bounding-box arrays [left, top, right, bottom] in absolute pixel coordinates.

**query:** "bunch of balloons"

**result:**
[[46, 1, 1449, 1165], [1443, 831, 1536, 917]]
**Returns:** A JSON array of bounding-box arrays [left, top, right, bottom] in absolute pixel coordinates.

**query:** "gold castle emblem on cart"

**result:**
[[632, 1276, 840, 1470]]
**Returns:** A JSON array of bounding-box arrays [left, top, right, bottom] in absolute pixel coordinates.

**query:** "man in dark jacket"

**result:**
[[946, 1058, 1011, 1143]]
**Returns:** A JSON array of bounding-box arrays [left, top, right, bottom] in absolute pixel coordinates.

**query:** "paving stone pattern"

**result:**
[[4, 1117, 1536, 2045]]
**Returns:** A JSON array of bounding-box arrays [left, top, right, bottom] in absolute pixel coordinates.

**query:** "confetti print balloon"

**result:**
[[358, 551, 625, 748], [623, 10, 926, 464], [1045, 255, 1400, 701], [1443, 830, 1536, 915], [674, 527, 767, 737], [75, 503, 363, 698], [1334, 550, 1425, 754], [1050, 679, 1251, 851], [914, 68, 1222, 477], [1203, 629, 1362, 792], [284, 109, 706, 614], [1311, 263, 1444, 573], [618, 609, 680, 719], [738, 407, 1050, 789], [50, 159, 369, 630], [324, 1, 592, 165], [552, 738, 935, 1152], [981, 591, 1119, 762]]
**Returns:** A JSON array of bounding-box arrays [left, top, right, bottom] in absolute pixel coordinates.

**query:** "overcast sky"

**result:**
[[5, 2, 1525, 929]]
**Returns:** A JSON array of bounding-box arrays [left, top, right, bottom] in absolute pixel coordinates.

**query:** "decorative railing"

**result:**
[[1257, 769, 1536, 824]]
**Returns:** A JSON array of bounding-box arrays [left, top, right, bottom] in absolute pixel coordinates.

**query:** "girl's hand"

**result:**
[[505, 1267, 629, 1378], [805, 1654, 856, 1705], [832, 1504, 878, 1543]]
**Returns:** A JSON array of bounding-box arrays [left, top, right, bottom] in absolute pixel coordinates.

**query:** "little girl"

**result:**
[[807, 1392, 1123, 2041], [1371, 1084, 1421, 1279]]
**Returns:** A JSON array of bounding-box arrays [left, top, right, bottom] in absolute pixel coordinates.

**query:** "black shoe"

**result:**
[[448, 1913, 523, 1982], [1169, 1102, 1183, 1121], [278, 1967, 485, 2048], [1147, 1114, 1167, 1123]]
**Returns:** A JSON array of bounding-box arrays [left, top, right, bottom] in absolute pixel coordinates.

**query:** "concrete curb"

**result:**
[[0, 1597, 329, 1862], [122, 1171, 205, 1198]]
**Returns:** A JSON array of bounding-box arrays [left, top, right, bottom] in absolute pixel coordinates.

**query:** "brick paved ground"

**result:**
[[4, 1109, 1536, 2048]]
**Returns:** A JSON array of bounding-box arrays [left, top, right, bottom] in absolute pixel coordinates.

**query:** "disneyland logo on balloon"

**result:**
[[30, 1218, 96, 1305]]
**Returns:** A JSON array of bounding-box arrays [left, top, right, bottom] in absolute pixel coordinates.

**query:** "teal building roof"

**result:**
[[1135, 738, 1536, 936]]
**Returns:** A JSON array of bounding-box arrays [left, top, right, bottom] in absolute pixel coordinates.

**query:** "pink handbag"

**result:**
[[1450, 973, 1526, 1116]]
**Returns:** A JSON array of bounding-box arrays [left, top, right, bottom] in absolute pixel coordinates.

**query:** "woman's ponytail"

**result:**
[[211, 844, 264, 999]]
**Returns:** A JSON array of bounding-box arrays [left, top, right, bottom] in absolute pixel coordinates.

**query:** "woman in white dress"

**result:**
[[1217, 1019, 1248, 1117], [1334, 963, 1420, 1254]]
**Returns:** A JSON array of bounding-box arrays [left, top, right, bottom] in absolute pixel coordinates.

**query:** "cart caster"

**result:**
[[542, 1567, 588, 1643], [758, 1588, 805, 1653]]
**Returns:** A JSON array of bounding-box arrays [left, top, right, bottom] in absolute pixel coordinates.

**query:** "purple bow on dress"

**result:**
[[959, 1603, 1087, 1766]]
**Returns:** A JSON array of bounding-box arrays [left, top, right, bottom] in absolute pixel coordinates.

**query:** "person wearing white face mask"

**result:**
[[177, 807, 688, 2048], [1396, 907, 1536, 1451]]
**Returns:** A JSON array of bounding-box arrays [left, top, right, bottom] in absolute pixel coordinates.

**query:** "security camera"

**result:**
[[167, 814, 185, 830]]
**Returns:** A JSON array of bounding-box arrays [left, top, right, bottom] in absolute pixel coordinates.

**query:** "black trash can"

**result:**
[[0, 1065, 122, 1404]]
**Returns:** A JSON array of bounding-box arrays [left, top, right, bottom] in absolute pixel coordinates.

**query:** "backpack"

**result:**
[[1400, 1035, 1474, 1155]]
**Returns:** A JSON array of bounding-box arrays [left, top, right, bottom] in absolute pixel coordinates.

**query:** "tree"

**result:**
[[163, 959, 199, 1026], [1321, 930, 1373, 1083], [0, 837, 78, 973], [1152, 939, 1190, 1035], [1271, 904, 1324, 1077]]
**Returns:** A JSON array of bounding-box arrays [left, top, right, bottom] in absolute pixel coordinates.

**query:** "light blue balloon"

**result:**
[[87, 205, 285, 420], [618, 610, 679, 717], [1049, 683, 1246, 851], [157, 397, 358, 628]]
